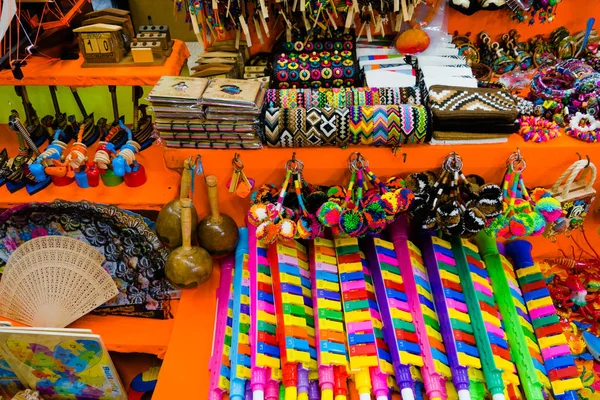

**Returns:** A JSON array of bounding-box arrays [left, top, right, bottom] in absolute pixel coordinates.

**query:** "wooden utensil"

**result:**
[[156, 159, 198, 248], [197, 175, 239, 257], [165, 198, 213, 288]]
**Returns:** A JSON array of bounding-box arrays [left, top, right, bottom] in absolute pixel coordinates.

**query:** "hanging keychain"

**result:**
[[228, 153, 255, 198], [248, 154, 301, 243], [487, 150, 562, 240]]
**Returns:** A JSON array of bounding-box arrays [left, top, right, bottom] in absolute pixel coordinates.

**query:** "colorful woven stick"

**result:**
[[474, 232, 549, 400], [505, 240, 584, 400], [420, 231, 485, 400], [209, 253, 235, 400], [364, 235, 424, 400], [333, 236, 394, 400], [388, 216, 449, 400], [448, 236, 521, 400], [268, 239, 317, 400], [249, 223, 282, 400], [309, 237, 350, 400], [230, 228, 252, 400]]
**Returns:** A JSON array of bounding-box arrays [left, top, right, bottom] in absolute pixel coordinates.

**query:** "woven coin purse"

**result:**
[[428, 85, 519, 126], [263, 105, 429, 148], [270, 30, 360, 89]]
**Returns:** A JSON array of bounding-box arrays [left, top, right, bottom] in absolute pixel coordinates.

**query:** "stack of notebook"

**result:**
[[149, 77, 265, 149]]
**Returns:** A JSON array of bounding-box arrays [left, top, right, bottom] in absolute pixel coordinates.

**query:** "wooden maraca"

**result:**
[[156, 159, 198, 248], [165, 198, 213, 288], [197, 175, 239, 257]]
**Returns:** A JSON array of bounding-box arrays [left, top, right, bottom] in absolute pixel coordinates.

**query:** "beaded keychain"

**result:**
[[486, 150, 563, 240]]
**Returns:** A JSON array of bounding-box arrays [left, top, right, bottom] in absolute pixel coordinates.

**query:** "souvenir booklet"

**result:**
[[0, 328, 126, 400], [148, 76, 209, 102], [0, 323, 23, 400], [202, 78, 262, 106]]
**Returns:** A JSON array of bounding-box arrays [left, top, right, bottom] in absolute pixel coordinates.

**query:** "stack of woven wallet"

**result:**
[[428, 85, 519, 145], [263, 87, 429, 147]]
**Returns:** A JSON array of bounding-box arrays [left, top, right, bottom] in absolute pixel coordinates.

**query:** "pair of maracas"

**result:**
[[156, 163, 239, 288]]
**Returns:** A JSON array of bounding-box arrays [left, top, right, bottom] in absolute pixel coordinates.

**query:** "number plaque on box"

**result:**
[[74, 23, 126, 64]]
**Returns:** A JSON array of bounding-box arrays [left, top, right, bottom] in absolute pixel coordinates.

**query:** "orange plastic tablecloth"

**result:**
[[0, 40, 190, 87]]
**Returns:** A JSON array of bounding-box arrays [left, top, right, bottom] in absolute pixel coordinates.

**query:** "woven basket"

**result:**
[[0, 236, 118, 328]]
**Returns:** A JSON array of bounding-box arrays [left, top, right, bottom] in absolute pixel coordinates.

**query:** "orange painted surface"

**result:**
[[1, 301, 179, 358], [0, 126, 179, 211], [0, 40, 190, 87]]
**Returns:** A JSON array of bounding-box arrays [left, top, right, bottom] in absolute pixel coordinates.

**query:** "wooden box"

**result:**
[[137, 32, 171, 50], [73, 24, 126, 64], [83, 16, 134, 45], [138, 25, 171, 43], [131, 41, 163, 56], [84, 8, 135, 40]]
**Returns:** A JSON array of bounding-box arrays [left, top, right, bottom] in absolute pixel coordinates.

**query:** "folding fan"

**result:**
[[0, 200, 177, 319], [0, 236, 118, 328]]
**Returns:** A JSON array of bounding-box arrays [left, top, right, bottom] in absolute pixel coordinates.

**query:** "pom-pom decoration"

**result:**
[[278, 218, 297, 240], [509, 213, 534, 238], [535, 197, 563, 223], [363, 201, 388, 235], [339, 209, 365, 237], [463, 207, 487, 234], [256, 221, 279, 244], [317, 201, 342, 227], [529, 211, 546, 236], [248, 203, 272, 227], [485, 150, 563, 240]]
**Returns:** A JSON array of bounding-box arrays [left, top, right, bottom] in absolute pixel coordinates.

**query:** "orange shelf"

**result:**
[[0, 126, 180, 211], [153, 268, 223, 399], [1, 300, 179, 358], [0, 40, 190, 87]]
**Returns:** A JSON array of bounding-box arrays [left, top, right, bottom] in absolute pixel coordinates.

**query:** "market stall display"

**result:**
[[2, 0, 600, 399]]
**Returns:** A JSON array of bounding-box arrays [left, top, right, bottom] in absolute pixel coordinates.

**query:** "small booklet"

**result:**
[[0, 326, 126, 400], [148, 76, 209, 101], [201, 78, 262, 106]]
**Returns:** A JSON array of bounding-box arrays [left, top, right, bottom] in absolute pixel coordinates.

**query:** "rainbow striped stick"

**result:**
[[268, 239, 318, 400], [505, 240, 583, 400], [249, 224, 282, 400], [364, 235, 424, 400], [474, 232, 550, 400], [230, 228, 252, 400], [333, 236, 394, 400], [309, 237, 350, 400], [420, 231, 485, 400], [209, 253, 236, 400], [388, 216, 450, 400], [448, 236, 521, 400]]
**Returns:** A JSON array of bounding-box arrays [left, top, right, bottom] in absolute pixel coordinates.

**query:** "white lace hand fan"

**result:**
[[0, 236, 118, 328]]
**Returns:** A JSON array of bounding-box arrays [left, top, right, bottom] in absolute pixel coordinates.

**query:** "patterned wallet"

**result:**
[[263, 105, 429, 147], [428, 85, 519, 124], [270, 30, 360, 89]]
